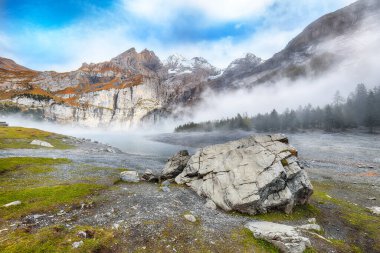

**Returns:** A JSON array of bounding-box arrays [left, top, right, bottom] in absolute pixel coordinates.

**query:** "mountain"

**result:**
[[209, 0, 380, 90], [0, 0, 378, 127], [0, 49, 220, 127], [0, 57, 31, 72]]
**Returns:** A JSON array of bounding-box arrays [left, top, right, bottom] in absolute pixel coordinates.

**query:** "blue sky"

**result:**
[[0, 0, 356, 71]]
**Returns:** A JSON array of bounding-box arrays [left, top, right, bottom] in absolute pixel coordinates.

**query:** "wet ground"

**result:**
[[1, 130, 380, 252]]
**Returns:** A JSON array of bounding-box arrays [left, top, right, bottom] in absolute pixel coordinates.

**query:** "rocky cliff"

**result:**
[[0, 49, 220, 127]]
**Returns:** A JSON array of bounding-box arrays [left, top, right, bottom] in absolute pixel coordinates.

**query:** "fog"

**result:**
[[2, 115, 190, 156], [2, 11, 380, 140], [184, 15, 380, 123]]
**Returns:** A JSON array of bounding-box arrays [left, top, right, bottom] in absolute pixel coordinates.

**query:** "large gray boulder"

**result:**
[[162, 150, 190, 180], [174, 134, 313, 215]]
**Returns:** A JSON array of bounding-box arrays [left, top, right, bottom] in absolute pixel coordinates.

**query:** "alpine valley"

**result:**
[[1, 0, 379, 128]]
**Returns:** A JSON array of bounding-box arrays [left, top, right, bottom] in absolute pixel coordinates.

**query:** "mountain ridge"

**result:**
[[0, 0, 378, 127]]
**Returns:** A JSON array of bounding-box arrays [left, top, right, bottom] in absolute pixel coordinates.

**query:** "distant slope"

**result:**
[[209, 0, 380, 90], [0, 57, 31, 71]]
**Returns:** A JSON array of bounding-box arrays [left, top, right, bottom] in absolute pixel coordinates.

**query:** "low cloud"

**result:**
[[185, 17, 380, 123]]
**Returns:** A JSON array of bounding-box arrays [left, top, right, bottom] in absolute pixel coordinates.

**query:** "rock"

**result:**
[[368, 206, 380, 215], [205, 199, 217, 210], [357, 164, 374, 169], [72, 241, 83, 249], [162, 150, 190, 179], [175, 135, 313, 215], [0, 228, 9, 233], [30, 140, 54, 148], [368, 197, 376, 201], [307, 218, 317, 224], [141, 169, 159, 182], [120, 171, 140, 183], [3, 200, 21, 207], [184, 214, 197, 223], [33, 214, 46, 219], [77, 231, 87, 238], [297, 224, 322, 232], [161, 186, 171, 192], [246, 221, 311, 253], [106, 148, 116, 153]]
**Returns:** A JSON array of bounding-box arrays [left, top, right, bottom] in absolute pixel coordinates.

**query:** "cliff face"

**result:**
[[0, 49, 220, 127]]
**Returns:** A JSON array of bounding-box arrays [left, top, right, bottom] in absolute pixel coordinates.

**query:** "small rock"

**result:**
[[0, 228, 9, 233], [72, 241, 83, 249], [33, 214, 46, 219], [30, 140, 54, 148], [205, 199, 217, 210], [246, 221, 311, 253], [161, 186, 171, 192], [112, 223, 120, 230], [162, 150, 190, 180], [326, 195, 332, 199], [141, 169, 159, 182], [77, 231, 87, 238], [368, 197, 376, 201], [297, 224, 322, 232], [120, 171, 140, 183], [368, 206, 380, 215], [3, 201, 21, 207], [307, 218, 316, 224], [184, 214, 197, 223], [106, 148, 115, 153]]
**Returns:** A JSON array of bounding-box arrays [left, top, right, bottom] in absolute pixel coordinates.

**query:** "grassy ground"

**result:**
[[0, 127, 73, 149], [311, 181, 380, 253], [0, 225, 117, 253], [0, 157, 70, 174], [0, 157, 104, 220]]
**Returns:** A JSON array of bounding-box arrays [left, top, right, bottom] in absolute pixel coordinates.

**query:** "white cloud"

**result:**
[[124, 0, 274, 23], [155, 28, 300, 69], [2, 0, 360, 71], [186, 18, 380, 123]]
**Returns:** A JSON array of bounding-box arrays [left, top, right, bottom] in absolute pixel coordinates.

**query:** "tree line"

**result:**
[[175, 84, 380, 133]]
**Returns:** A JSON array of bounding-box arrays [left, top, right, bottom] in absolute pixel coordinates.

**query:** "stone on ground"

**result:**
[[368, 206, 380, 215], [245, 221, 311, 253], [174, 134, 313, 215], [162, 150, 190, 179], [141, 169, 159, 182], [30, 139, 54, 148], [3, 200, 22, 207], [72, 241, 83, 249], [120, 171, 140, 183], [184, 214, 197, 223]]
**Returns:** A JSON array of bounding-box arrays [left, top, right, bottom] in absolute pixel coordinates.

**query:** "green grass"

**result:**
[[0, 225, 117, 253], [312, 181, 380, 252], [0, 183, 104, 219], [230, 203, 320, 222], [329, 239, 363, 253], [0, 157, 105, 219], [0, 157, 70, 174], [233, 228, 280, 253], [255, 204, 320, 222], [0, 127, 73, 149]]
